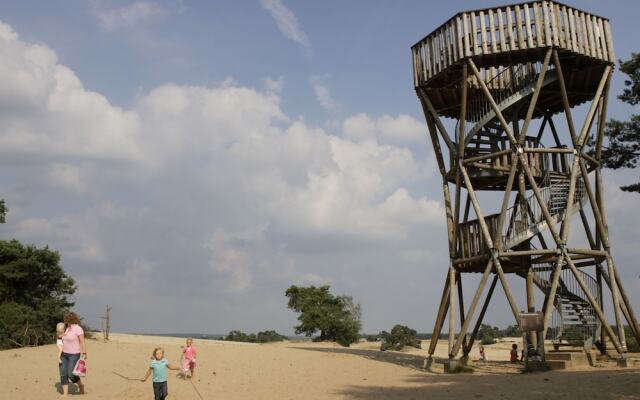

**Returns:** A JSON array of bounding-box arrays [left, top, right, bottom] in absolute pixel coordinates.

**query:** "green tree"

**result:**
[[380, 324, 422, 351], [0, 240, 76, 348], [285, 285, 361, 347], [501, 324, 521, 337], [598, 53, 640, 192], [0, 199, 6, 224]]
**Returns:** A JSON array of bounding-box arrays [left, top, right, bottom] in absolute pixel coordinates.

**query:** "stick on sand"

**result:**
[[112, 371, 138, 381], [189, 378, 205, 400]]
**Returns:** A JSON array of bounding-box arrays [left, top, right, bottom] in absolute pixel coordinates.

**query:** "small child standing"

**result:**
[[141, 347, 181, 400], [55, 322, 65, 364], [181, 337, 197, 379]]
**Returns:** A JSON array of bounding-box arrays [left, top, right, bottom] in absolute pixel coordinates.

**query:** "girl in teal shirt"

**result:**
[[141, 347, 181, 400]]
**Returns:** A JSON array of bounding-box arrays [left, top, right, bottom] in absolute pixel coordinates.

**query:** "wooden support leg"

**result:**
[[456, 272, 468, 353], [450, 259, 493, 358], [606, 256, 627, 351], [465, 275, 499, 356], [526, 267, 537, 346], [448, 265, 457, 357], [427, 272, 451, 358]]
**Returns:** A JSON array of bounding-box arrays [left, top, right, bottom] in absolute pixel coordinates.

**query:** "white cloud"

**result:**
[[11, 203, 121, 263], [47, 163, 87, 193], [260, 0, 310, 47], [343, 113, 425, 143], [309, 75, 339, 112], [94, 1, 165, 31], [262, 76, 285, 94], [0, 23, 144, 164], [0, 19, 451, 333]]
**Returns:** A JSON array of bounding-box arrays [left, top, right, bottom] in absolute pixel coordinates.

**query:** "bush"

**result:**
[[224, 330, 287, 343], [285, 285, 361, 347], [380, 325, 422, 351], [449, 364, 474, 373], [480, 336, 497, 345], [256, 330, 287, 343], [224, 330, 256, 343], [625, 326, 639, 352], [364, 334, 379, 342], [0, 240, 76, 349], [477, 324, 502, 346]]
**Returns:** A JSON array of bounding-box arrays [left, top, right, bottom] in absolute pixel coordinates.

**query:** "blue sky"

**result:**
[[0, 0, 639, 335]]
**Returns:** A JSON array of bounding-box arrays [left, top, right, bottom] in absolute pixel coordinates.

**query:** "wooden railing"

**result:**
[[412, 0, 615, 86], [454, 135, 546, 176]]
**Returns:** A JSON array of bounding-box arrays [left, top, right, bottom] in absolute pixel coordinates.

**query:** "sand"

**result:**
[[2, 333, 639, 400]]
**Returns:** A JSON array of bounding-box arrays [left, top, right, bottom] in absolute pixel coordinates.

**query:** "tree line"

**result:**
[[0, 202, 77, 349]]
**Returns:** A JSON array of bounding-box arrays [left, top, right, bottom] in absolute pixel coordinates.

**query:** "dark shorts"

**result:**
[[59, 352, 81, 385], [153, 381, 168, 400]]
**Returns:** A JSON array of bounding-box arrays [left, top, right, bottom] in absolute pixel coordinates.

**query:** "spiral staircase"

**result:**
[[456, 63, 600, 351]]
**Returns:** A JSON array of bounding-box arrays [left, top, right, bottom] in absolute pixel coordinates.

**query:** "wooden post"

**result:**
[[450, 259, 494, 357], [427, 272, 451, 358], [101, 305, 111, 341], [526, 268, 537, 346], [448, 265, 457, 356], [465, 275, 499, 355]]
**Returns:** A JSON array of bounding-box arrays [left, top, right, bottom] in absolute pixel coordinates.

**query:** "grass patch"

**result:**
[[449, 364, 474, 374], [522, 362, 551, 373]]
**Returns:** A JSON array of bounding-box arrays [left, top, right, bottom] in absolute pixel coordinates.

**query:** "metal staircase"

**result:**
[[456, 172, 586, 260], [502, 172, 586, 249], [532, 263, 600, 351], [463, 63, 558, 146]]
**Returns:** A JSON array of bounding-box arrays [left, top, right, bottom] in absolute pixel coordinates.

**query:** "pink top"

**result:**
[[183, 346, 196, 360], [61, 324, 84, 354]]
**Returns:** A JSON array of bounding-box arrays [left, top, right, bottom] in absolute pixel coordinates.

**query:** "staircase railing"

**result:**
[[456, 169, 585, 259], [465, 62, 542, 138], [532, 264, 599, 350], [500, 168, 583, 249]]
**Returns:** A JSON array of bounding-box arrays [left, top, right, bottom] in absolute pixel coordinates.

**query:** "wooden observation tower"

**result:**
[[412, 1, 640, 366]]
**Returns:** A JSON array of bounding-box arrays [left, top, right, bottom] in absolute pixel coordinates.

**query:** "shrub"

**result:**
[[480, 336, 497, 345], [477, 324, 502, 346], [624, 326, 639, 352], [224, 330, 256, 343], [256, 330, 287, 343], [449, 364, 474, 373], [380, 325, 422, 351]]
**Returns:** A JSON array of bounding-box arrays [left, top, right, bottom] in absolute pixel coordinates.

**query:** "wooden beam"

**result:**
[[448, 265, 457, 355], [450, 259, 493, 357], [427, 272, 451, 357], [465, 275, 498, 355], [419, 91, 457, 154], [518, 48, 553, 144]]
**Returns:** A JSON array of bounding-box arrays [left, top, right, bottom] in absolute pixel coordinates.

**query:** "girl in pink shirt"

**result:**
[[59, 312, 87, 397], [180, 337, 197, 379]]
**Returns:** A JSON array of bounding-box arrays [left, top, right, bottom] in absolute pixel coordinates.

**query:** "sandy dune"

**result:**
[[2, 333, 639, 399]]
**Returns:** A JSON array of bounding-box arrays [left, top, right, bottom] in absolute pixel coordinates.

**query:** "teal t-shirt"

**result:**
[[150, 358, 169, 383]]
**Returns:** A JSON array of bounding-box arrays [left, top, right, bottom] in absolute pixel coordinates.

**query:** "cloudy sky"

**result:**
[[0, 0, 638, 335]]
